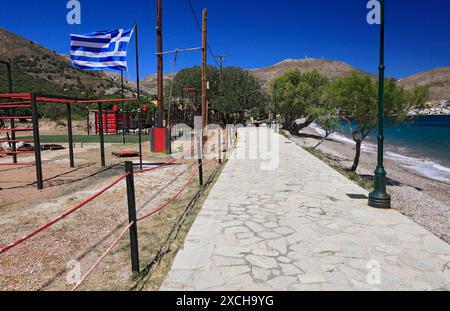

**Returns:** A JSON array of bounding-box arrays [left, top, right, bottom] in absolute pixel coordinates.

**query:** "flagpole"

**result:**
[[121, 69, 126, 144], [134, 22, 143, 170]]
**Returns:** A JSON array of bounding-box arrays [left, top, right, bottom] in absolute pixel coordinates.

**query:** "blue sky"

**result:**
[[1, 0, 449, 80]]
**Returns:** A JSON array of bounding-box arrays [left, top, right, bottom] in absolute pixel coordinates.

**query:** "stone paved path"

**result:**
[[161, 128, 450, 291]]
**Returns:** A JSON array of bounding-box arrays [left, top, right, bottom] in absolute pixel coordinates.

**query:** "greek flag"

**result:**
[[70, 28, 133, 71]]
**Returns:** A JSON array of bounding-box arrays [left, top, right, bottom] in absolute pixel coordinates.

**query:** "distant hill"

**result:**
[[141, 73, 173, 95], [249, 58, 372, 88], [1, 27, 448, 105], [398, 67, 450, 102], [0, 28, 138, 98]]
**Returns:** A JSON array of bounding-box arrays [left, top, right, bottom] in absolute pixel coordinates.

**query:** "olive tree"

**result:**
[[329, 74, 428, 172], [271, 70, 329, 134]]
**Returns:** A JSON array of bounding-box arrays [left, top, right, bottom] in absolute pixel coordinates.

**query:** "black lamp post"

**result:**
[[369, 0, 391, 209]]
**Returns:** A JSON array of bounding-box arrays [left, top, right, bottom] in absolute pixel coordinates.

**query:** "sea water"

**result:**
[[311, 115, 450, 183]]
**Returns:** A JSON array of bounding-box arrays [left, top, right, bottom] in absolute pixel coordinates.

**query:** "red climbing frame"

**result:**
[[0, 93, 138, 189]]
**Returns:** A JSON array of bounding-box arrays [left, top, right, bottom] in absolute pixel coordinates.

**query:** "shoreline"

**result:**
[[290, 126, 450, 244]]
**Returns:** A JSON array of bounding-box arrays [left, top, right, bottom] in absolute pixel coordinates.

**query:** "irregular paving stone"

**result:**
[[280, 263, 303, 276], [252, 249, 280, 257], [214, 246, 250, 258], [161, 128, 450, 291], [267, 276, 297, 289], [252, 267, 271, 281], [298, 273, 326, 284], [225, 226, 250, 234], [192, 271, 225, 290], [245, 255, 278, 269]]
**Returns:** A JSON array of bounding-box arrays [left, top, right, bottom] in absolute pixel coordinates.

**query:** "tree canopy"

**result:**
[[168, 66, 265, 125], [328, 74, 429, 171], [271, 69, 330, 134]]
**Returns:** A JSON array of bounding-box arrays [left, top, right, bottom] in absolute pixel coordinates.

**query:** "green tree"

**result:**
[[329, 74, 429, 172], [169, 66, 264, 125], [271, 70, 330, 134]]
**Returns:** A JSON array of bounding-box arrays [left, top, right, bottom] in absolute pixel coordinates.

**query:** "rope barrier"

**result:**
[[0, 173, 129, 255], [135, 158, 177, 174], [71, 221, 134, 291], [137, 164, 200, 222]]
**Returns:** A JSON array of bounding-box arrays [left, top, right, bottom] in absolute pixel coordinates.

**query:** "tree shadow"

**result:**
[[359, 174, 423, 191], [296, 132, 342, 144]]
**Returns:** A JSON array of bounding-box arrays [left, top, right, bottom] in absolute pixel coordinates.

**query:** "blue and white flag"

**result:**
[[70, 28, 133, 71]]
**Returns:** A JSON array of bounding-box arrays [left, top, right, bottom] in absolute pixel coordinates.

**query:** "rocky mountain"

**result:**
[[1, 28, 448, 103], [398, 67, 450, 102], [249, 58, 372, 88], [0, 28, 138, 97], [140, 73, 173, 95]]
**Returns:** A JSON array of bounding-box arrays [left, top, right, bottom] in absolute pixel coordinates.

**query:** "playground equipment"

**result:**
[[0, 93, 139, 190], [93, 108, 132, 135]]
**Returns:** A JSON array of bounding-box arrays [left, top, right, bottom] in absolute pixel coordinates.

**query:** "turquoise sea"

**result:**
[[315, 115, 450, 183]]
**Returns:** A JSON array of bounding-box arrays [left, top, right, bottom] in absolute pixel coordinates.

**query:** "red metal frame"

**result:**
[[0, 128, 33, 132], [0, 150, 35, 155], [0, 140, 34, 143], [0, 162, 35, 166], [0, 93, 141, 185], [0, 116, 32, 120]]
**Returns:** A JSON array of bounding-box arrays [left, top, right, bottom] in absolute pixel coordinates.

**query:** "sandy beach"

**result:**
[[290, 126, 450, 244]]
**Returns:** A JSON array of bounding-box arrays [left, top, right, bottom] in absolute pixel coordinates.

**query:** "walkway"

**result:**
[[161, 127, 450, 291]]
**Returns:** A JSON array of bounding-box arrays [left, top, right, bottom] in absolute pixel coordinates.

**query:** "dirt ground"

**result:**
[[0, 130, 232, 291]]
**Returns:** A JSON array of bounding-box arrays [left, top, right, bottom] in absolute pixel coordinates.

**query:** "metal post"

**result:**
[[67, 103, 75, 168], [98, 103, 106, 167], [125, 161, 140, 274], [201, 8, 208, 136], [2, 61, 17, 163], [121, 70, 126, 144], [86, 110, 90, 136], [135, 22, 143, 170], [31, 94, 43, 190], [218, 129, 222, 164], [156, 0, 164, 128], [369, 0, 391, 209], [197, 135, 204, 186]]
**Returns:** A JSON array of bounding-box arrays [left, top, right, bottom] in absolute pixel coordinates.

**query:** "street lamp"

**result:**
[[368, 0, 391, 209]]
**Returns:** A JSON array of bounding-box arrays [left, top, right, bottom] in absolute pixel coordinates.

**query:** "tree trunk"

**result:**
[[313, 133, 329, 150], [287, 119, 313, 135], [351, 140, 362, 172]]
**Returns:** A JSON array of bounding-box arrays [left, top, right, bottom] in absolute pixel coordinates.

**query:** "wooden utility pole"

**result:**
[[201, 8, 208, 131], [156, 0, 164, 128]]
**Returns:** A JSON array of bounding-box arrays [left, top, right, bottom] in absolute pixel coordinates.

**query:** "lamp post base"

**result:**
[[368, 193, 391, 209], [368, 166, 391, 209]]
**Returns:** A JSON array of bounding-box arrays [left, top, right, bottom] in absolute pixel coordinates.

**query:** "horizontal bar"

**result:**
[[155, 47, 202, 55], [0, 101, 31, 105], [0, 94, 138, 105], [0, 150, 35, 155], [0, 105, 31, 109], [75, 98, 138, 104], [0, 94, 31, 100], [0, 116, 32, 120], [0, 162, 35, 166], [0, 128, 33, 132], [0, 139, 34, 143]]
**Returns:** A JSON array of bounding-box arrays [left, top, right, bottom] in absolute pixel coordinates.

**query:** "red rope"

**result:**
[[135, 158, 177, 174], [71, 221, 134, 291], [0, 173, 129, 255], [137, 165, 200, 222]]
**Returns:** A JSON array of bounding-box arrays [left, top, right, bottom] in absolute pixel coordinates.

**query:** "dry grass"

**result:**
[[0, 133, 232, 291]]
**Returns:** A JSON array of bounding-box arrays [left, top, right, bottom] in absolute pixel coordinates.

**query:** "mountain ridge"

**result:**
[[0, 28, 448, 102]]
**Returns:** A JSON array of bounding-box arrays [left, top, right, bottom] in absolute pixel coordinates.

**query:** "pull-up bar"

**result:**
[[155, 47, 201, 55], [0, 93, 143, 189]]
